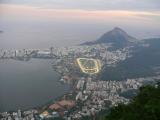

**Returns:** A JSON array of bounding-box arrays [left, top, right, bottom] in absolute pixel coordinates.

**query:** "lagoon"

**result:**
[[0, 59, 70, 112]]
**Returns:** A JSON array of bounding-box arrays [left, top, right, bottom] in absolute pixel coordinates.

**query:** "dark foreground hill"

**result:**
[[101, 84, 160, 120]]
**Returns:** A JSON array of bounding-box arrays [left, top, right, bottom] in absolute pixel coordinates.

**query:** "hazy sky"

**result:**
[[0, 0, 160, 48], [1, 0, 160, 11]]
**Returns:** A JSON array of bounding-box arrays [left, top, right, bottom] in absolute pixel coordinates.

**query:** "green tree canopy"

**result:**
[[103, 84, 160, 120]]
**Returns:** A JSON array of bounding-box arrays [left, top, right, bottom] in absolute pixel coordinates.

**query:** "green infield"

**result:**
[[76, 58, 101, 74]]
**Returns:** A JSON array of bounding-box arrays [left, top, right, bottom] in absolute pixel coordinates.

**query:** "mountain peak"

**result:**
[[108, 27, 128, 36], [81, 27, 138, 48], [113, 27, 123, 31], [96, 27, 137, 47]]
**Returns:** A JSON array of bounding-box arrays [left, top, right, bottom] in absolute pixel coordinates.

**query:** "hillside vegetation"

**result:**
[[101, 84, 160, 120]]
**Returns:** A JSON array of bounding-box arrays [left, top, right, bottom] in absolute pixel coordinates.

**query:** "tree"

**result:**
[[103, 84, 160, 120]]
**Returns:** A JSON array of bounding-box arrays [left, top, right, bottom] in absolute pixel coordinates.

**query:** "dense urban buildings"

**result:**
[[0, 43, 159, 120]]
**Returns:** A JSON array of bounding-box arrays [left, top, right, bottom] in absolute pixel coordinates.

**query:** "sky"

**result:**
[[0, 0, 160, 48], [0, 0, 160, 11]]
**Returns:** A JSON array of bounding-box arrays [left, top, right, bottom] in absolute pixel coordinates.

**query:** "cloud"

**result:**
[[0, 0, 160, 11], [1, 4, 159, 23]]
